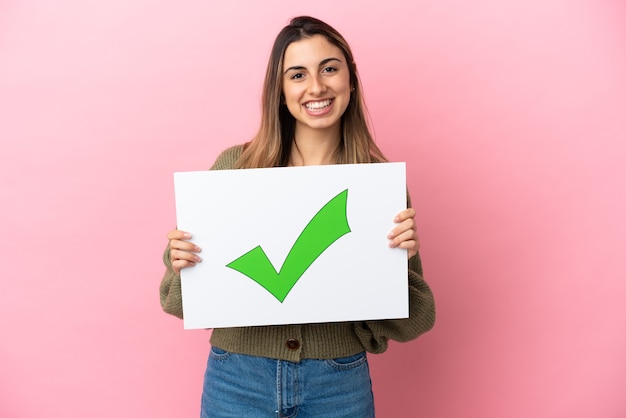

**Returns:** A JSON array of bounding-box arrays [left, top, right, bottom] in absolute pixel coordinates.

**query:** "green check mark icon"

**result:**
[[226, 189, 351, 303]]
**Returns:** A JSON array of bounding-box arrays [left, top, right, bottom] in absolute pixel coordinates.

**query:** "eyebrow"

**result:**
[[283, 57, 343, 74]]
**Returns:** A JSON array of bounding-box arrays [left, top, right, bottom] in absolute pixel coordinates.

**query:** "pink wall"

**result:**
[[1, 1, 625, 417]]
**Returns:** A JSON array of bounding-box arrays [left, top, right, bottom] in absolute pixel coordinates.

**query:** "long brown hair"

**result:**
[[235, 16, 388, 169]]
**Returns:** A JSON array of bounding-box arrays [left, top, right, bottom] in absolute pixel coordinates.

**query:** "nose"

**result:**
[[308, 74, 326, 95]]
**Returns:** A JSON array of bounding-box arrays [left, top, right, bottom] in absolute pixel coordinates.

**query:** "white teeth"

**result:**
[[305, 99, 332, 109]]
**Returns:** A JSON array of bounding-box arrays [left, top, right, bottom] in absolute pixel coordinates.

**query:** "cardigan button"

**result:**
[[286, 339, 300, 351]]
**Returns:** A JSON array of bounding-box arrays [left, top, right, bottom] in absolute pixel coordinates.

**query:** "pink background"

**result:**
[[1, 0, 625, 417]]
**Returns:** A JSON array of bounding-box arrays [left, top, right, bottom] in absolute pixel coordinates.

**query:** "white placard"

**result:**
[[174, 163, 408, 329]]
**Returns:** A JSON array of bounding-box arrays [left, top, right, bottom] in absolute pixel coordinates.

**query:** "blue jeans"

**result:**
[[201, 346, 375, 417]]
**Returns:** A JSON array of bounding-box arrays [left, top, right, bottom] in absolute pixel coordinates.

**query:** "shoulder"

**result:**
[[209, 144, 245, 170]]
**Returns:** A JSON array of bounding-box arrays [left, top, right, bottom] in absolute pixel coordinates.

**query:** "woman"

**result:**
[[160, 16, 435, 417]]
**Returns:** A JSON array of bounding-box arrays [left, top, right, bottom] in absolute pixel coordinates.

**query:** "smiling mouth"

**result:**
[[304, 99, 333, 111]]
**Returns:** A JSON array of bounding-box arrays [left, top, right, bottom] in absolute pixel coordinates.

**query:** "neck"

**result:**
[[289, 125, 341, 166]]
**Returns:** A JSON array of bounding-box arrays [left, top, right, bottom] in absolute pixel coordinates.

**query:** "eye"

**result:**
[[322, 66, 337, 74], [289, 72, 305, 80]]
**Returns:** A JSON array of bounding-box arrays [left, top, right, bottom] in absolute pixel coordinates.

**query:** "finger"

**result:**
[[388, 228, 417, 249], [394, 208, 416, 223], [170, 248, 202, 275], [167, 229, 192, 241], [171, 248, 202, 263], [387, 217, 416, 240], [169, 239, 201, 253]]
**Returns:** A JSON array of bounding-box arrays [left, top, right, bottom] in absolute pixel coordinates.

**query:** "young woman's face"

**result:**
[[282, 35, 351, 138]]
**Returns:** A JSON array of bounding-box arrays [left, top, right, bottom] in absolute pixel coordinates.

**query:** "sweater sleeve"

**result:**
[[352, 252, 436, 353], [160, 246, 184, 318], [158, 145, 244, 319]]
